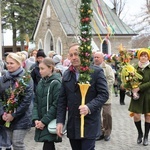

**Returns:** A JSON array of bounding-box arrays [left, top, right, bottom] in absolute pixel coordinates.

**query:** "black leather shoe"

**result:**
[[96, 134, 104, 141], [143, 136, 148, 146], [104, 135, 110, 141], [137, 134, 143, 144], [120, 102, 125, 105]]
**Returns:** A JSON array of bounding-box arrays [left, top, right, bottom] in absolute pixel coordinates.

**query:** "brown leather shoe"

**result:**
[[104, 135, 110, 141]]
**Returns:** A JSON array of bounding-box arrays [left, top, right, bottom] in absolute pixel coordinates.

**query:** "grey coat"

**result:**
[[0, 68, 34, 130]]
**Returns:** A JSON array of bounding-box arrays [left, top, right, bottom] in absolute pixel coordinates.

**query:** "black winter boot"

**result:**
[[135, 121, 143, 144], [143, 122, 150, 146], [119, 89, 125, 105]]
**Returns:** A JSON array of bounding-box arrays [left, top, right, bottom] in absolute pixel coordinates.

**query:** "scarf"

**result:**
[[3, 67, 24, 82], [69, 65, 76, 73], [69, 65, 79, 81], [138, 61, 150, 70]]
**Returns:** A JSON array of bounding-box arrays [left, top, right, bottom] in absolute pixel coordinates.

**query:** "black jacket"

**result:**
[[0, 69, 34, 130], [30, 62, 41, 92]]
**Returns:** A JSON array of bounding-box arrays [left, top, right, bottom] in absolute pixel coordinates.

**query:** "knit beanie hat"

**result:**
[[53, 55, 62, 64], [137, 48, 150, 60], [7, 53, 23, 65], [36, 49, 46, 58], [21, 51, 28, 59]]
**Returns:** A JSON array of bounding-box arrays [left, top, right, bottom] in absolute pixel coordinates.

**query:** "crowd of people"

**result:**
[[0, 45, 150, 150]]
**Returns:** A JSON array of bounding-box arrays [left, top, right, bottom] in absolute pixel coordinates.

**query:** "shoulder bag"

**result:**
[[47, 80, 57, 134]]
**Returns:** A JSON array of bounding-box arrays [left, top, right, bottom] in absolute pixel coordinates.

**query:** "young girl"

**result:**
[[129, 48, 150, 146], [32, 57, 62, 150]]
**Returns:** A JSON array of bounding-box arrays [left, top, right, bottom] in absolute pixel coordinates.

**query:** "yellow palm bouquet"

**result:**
[[121, 64, 143, 100]]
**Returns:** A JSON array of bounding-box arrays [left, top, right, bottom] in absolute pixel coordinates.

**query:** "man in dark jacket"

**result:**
[[56, 43, 109, 150]]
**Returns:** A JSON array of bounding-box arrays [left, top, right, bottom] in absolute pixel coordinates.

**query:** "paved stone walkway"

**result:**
[[24, 94, 150, 150]]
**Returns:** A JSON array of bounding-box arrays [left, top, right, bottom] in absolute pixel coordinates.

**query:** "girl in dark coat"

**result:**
[[129, 48, 150, 146], [32, 57, 62, 150]]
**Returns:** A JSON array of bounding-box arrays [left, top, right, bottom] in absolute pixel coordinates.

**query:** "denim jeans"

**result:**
[[7, 129, 29, 150]]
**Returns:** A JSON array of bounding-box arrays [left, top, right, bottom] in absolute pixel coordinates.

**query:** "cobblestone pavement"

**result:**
[[24, 94, 150, 150]]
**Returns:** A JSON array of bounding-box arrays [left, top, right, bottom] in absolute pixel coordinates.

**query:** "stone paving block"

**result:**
[[24, 94, 150, 150]]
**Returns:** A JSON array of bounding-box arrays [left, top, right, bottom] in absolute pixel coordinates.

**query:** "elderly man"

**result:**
[[56, 44, 109, 150], [94, 52, 115, 141]]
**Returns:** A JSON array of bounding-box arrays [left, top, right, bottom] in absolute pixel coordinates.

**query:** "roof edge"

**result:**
[[31, 0, 46, 41]]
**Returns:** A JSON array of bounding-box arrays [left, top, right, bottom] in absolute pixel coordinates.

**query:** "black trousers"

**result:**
[[119, 88, 126, 104], [43, 141, 55, 150], [69, 139, 95, 150]]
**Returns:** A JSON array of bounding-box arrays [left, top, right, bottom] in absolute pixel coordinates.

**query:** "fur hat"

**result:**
[[36, 49, 46, 58], [52, 55, 62, 64], [137, 48, 150, 60]]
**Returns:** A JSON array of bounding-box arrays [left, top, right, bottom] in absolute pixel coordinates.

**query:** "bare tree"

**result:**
[[129, 0, 150, 48], [107, 0, 127, 17]]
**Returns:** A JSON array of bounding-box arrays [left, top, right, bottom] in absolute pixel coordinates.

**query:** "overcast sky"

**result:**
[[3, 0, 146, 46], [104, 0, 145, 17]]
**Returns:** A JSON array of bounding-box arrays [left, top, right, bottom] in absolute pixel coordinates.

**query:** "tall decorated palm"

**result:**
[[78, 0, 93, 138]]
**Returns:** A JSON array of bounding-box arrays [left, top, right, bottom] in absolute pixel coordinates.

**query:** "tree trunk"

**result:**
[[12, 12, 17, 52], [20, 28, 25, 51], [12, 28, 17, 52], [21, 40, 24, 51]]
